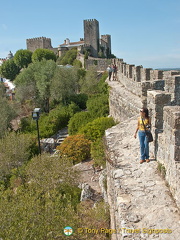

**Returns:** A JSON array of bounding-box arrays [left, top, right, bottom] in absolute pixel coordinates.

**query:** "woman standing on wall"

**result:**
[[134, 108, 151, 164], [112, 64, 117, 80]]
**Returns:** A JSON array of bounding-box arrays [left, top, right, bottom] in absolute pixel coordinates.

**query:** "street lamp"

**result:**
[[32, 108, 41, 155]]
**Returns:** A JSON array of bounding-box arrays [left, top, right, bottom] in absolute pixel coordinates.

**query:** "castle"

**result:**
[[26, 19, 111, 58]]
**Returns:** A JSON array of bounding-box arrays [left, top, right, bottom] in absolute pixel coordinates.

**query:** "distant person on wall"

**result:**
[[134, 108, 151, 164], [112, 64, 117, 80], [107, 65, 112, 80]]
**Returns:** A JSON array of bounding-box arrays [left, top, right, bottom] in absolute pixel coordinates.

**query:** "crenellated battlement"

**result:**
[[114, 58, 169, 82], [27, 37, 51, 41], [26, 37, 52, 52], [85, 19, 98, 23], [112, 58, 180, 106]]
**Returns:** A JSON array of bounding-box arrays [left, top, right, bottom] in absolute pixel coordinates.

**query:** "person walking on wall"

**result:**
[[112, 64, 117, 80], [134, 108, 151, 164], [107, 65, 112, 81]]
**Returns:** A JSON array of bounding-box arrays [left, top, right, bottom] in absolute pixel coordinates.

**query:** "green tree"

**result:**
[[0, 83, 6, 97], [0, 87, 17, 138], [20, 103, 80, 138], [34, 59, 57, 112], [50, 66, 79, 104], [14, 63, 37, 107], [14, 49, 32, 69], [66, 93, 88, 110], [57, 48, 77, 65], [0, 59, 20, 80], [15, 59, 56, 112], [0, 132, 37, 182], [0, 154, 81, 239], [32, 49, 56, 62], [86, 94, 109, 118], [68, 111, 93, 135], [80, 66, 99, 95], [73, 59, 82, 68]]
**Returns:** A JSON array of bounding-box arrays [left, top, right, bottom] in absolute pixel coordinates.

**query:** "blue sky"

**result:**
[[0, 0, 180, 69]]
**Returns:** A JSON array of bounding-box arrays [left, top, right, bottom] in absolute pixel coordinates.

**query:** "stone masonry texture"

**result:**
[[105, 62, 180, 239], [105, 115, 180, 240]]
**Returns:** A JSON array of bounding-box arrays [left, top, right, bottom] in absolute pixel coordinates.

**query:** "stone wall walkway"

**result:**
[[105, 116, 180, 240]]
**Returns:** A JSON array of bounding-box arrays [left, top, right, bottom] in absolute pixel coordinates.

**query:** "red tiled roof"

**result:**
[[61, 40, 84, 46]]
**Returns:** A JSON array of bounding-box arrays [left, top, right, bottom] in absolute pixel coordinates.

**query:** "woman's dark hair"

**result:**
[[142, 107, 149, 118]]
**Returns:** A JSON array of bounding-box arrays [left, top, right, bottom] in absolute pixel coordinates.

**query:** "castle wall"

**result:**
[[109, 81, 143, 122], [113, 58, 180, 106], [106, 57, 180, 224], [85, 57, 111, 71], [147, 90, 171, 159], [26, 37, 53, 52], [156, 106, 180, 208], [164, 75, 180, 105]]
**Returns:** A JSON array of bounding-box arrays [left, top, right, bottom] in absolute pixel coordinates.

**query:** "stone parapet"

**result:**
[[156, 106, 180, 208], [85, 58, 111, 71], [108, 81, 143, 122], [163, 70, 180, 80], [147, 90, 171, 159], [164, 75, 180, 105], [112, 58, 180, 104]]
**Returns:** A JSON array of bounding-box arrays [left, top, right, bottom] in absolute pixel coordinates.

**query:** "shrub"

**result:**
[[77, 201, 110, 240], [20, 117, 36, 134], [86, 94, 109, 118], [80, 66, 99, 95], [157, 162, 166, 179], [0, 97, 18, 138], [39, 104, 80, 138], [93, 60, 98, 65], [79, 117, 115, 142], [66, 93, 88, 110], [57, 48, 77, 65], [56, 134, 91, 164], [0, 132, 38, 183], [32, 49, 57, 62], [91, 138, 106, 167], [97, 72, 109, 94], [73, 59, 82, 68], [68, 111, 93, 135], [0, 154, 81, 239], [20, 103, 80, 138]]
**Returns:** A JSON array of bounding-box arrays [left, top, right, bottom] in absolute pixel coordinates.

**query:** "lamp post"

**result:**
[[32, 108, 41, 155]]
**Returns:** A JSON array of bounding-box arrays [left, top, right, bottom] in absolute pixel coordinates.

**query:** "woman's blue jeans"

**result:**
[[138, 130, 149, 160]]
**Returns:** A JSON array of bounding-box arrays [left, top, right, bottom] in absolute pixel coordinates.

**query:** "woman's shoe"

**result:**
[[140, 160, 145, 164], [146, 159, 150, 163]]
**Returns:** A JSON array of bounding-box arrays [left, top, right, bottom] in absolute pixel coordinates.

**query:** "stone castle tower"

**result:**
[[26, 37, 52, 52], [26, 19, 111, 58], [101, 34, 111, 56], [84, 19, 100, 58]]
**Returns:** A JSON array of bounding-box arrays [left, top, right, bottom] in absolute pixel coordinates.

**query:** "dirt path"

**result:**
[[74, 159, 102, 194]]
